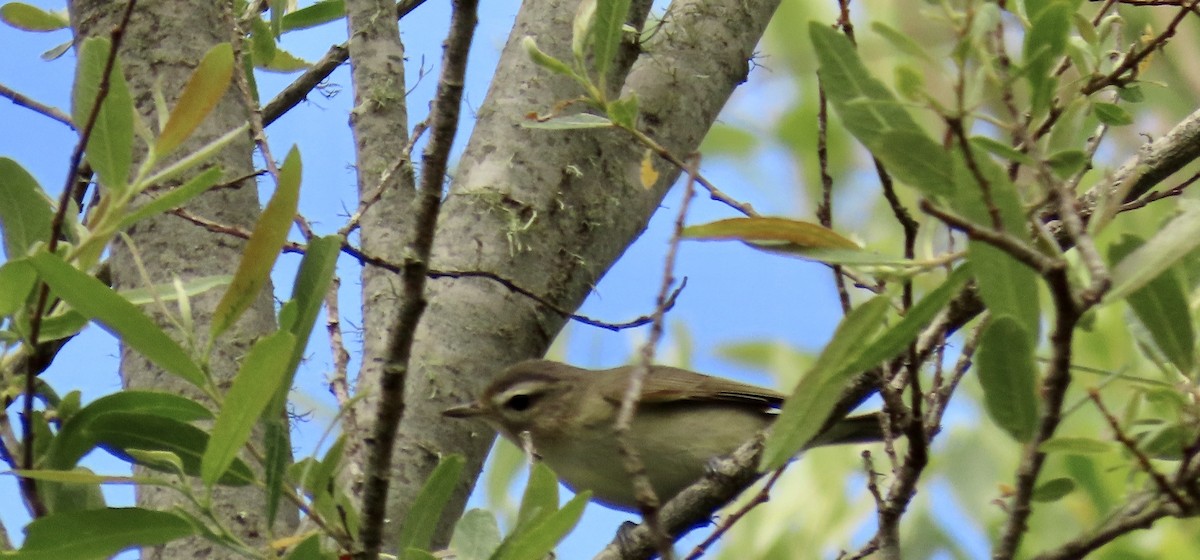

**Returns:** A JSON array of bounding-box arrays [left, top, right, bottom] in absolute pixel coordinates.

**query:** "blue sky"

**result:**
[[0, 1, 981, 558]]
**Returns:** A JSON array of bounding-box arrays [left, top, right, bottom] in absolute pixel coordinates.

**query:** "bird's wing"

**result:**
[[598, 365, 785, 408]]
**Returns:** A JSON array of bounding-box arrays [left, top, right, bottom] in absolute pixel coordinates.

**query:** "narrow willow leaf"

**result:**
[[591, 0, 632, 89], [1109, 235, 1195, 373], [1039, 437, 1114, 455], [492, 492, 590, 560], [874, 129, 954, 196], [970, 136, 1035, 165], [1023, 2, 1071, 115], [41, 467, 107, 514], [1032, 477, 1076, 502], [281, 0, 344, 32], [117, 274, 231, 306], [607, 93, 638, 129], [1, 2, 69, 31], [683, 216, 859, 250], [976, 316, 1038, 442], [522, 113, 613, 130], [47, 391, 212, 470], [29, 252, 206, 387], [1108, 204, 1200, 301], [154, 43, 234, 161], [522, 36, 579, 80], [283, 533, 335, 560], [211, 146, 301, 338], [1092, 102, 1132, 126], [260, 48, 310, 72], [518, 462, 560, 525], [73, 37, 134, 194], [13, 508, 193, 560], [0, 258, 36, 315], [202, 331, 296, 485], [121, 170, 225, 233], [450, 509, 502, 560], [398, 455, 467, 558], [89, 412, 255, 485], [870, 22, 932, 61], [282, 235, 340, 391], [762, 296, 892, 469], [0, 158, 54, 258], [572, 0, 596, 63], [263, 420, 289, 525], [844, 265, 973, 374]]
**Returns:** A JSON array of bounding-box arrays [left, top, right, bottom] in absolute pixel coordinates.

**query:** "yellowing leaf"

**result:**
[[683, 216, 860, 250], [639, 150, 658, 189], [211, 147, 301, 338], [155, 43, 235, 161]]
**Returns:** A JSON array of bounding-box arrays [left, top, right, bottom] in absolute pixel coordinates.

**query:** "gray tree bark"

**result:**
[[347, 0, 782, 548]]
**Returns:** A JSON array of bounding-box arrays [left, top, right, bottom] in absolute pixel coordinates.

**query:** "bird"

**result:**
[[443, 359, 882, 511]]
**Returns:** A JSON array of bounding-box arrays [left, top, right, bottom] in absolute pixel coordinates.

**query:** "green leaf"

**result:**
[[263, 419, 290, 525], [522, 36, 579, 80], [1031, 477, 1076, 502], [976, 316, 1038, 442], [202, 331, 296, 484], [11, 508, 193, 560], [283, 533, 335, 560], [154, 43, 234, 162], [250, 17, 277, 68], [116, 274, 231, 306], [1039, 437, 1114, 455], [572, 0, 595, 63], [492, 492, 589, 560], [871, 22, 932, 61], [0, 258, 36, 315], [211, 146, 301, 338], [607, 93, 638, 129], [518, 462, 560, 526], [118, 167, 223, 229], [281, 0, 344, 32], [41, 467, 107, 514], [73, 37, 134, 194], [843, 265, 973, 374], [1108, 205, 1200, 301], [0, 2, 66, 30], [811, 24, 917, 134], [874, 129, 955, 196], [1109, 235, 1194, 373], [1023, 2, 1071, 114], [1046, 150, 1086, 179], [1, 2, 68, 31], [281, 235, 340, 398], [259, 47, 310, 72], [0, 158, 54, 258], [970, 136, 1035, 166], [951, 154, 1041, 337], [762, 296, 893, 469], [590, 0, 632, 90], [28, 251, 206, 387], [89, 412, 255, 485], [46, 390, 212, 470], [450, 509, 502, 560], [682, 216, 860, 256], [35, 310, 88, 342], [522, 113, 613, 130], [1092, 102, 1132, 126], [398, 455, 466, 558]]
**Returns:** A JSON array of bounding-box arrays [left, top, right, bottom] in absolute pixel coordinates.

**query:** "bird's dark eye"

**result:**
[[505, 393, 535, 411]]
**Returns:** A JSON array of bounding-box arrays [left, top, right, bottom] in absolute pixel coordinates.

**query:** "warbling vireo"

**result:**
[[443, 359, 882, 511]]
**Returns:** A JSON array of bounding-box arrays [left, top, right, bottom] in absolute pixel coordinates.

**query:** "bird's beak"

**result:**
[[442, 401, 485, 418]]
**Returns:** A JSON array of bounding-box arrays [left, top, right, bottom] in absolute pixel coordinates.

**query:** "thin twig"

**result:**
[[0, 82, 74, 128], [1088, 390, 1189, 511], [20, 0, 140, 520], [615, 155, 702, 560], [356, 0, 478, 556]]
